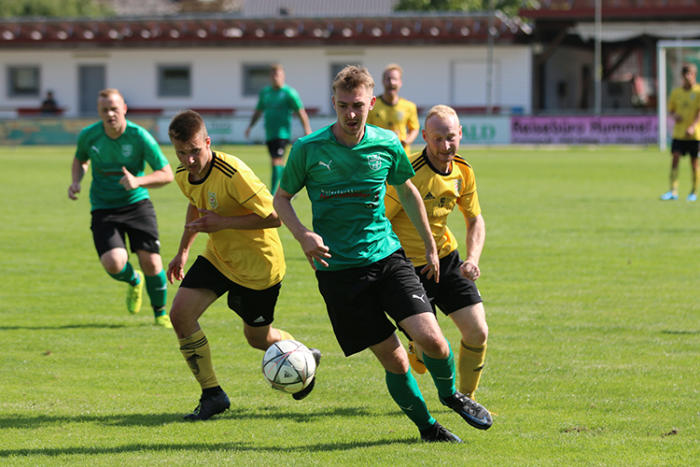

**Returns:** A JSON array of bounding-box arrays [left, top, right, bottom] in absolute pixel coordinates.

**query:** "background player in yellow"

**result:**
[[167, 110, 319, 421], [367, 63, 419, 153], [385, 105, 490, 404], [660, 63, 700, 201]]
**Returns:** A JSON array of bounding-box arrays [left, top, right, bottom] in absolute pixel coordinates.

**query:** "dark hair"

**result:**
[[168, 110, 207, 142]]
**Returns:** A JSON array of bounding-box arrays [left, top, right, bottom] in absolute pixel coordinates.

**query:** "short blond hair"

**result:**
[[383, 63, 403, 78], [98, 88, 124, 100], [332, 65, 374, 93], [424, 104, 459, 127]]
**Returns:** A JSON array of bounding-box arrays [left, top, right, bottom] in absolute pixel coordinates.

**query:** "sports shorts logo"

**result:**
[[411, 294, 426, 303], [367, 154, 382, 170]]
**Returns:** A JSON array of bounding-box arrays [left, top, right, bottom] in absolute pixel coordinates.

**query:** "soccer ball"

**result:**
[[262, 339, 316, 394]]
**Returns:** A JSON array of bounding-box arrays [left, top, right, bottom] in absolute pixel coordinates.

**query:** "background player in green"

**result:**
[[166, 110, 320, 421], [274, 65, 492, 443], [68, 88, 173, 326], [385, 105, 491, 406], [660, 63, 700, 201], [245, 63, 312, 193]]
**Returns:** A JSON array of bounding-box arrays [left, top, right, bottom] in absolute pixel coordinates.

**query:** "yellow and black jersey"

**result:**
[[367, 96, 419, 152], [175, 151, 285, 290], [385, 149, 480, 267], [669, 84, 700, 140]]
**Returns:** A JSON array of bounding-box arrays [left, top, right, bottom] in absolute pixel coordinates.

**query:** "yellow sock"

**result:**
[[179, 329, 218, 390], [458, 341, 487, 398], [671, 167, 679, 194], [278, 329, 294, 341]]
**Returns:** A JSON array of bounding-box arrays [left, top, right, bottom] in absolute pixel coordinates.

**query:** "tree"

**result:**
[[395, 0, 538, 16], [0, 0, 112, 18]]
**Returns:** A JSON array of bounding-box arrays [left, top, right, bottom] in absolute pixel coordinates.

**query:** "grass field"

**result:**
[[1, 144, 698, 466]]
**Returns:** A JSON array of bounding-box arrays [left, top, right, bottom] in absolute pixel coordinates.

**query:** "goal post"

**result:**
[[657, 40, 700, 151]]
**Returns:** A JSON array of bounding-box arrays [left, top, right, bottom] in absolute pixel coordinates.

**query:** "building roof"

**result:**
[[0, 12, 528, 48], [520, 0, 700, 20]]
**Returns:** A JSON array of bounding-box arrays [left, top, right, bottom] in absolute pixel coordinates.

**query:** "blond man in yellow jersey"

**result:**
[[367, 63, 420, 153], [385, 105, 489, 402], [166, 110, 319, 421], [661, 63, 700, 201]]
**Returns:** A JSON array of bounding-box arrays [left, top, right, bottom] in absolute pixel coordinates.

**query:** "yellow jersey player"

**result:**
[[385, 105, 490, 406], [661, 63, 700, 201], [367, 63, 420, 153], [166, 110, 320, 421]]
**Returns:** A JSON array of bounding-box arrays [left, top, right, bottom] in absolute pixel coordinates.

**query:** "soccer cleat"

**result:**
[[292, 347, 321, 401], [688, 193, 697, 202], [407, 341, 427, 374], [154, 314, 173, 328], [420, 421, 462, 443], [660, 191, 678, 201], [183, 390, 230, 421], [440, 391, 493, 430], [126, 270, 144, 314]]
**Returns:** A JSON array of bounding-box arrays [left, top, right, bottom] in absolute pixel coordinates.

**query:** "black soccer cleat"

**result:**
[[183, 390, 230, 421], [292, 347, 321, 401], [440, 391, 493, 430], [420, 421, 462, 443]]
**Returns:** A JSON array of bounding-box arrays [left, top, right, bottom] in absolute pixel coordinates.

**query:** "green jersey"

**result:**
[[281, 123, 414, 270], [75, 120, 169, 210], [255, 85, 304, 141]]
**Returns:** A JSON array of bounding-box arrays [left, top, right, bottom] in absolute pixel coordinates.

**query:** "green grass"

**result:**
[[1, 144, 698, 466]]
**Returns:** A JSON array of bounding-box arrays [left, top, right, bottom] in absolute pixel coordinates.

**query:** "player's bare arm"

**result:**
[[404, 127, 419, 147], [167, 203, 200, 283], [185, 209, 281, 234], [296, 108, 312, 135], [394, 180, 439, 282], [68, 157, 89, 200], [274, 187, 331, 269], [461, 214, 485, 281], [119, 164, 174, 191], [245, 110, 263, 138]]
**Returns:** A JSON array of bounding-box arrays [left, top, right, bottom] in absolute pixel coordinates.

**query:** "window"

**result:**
[[158, 65, 191, 97], [243, 64, 272, 97], [7, 66, 40, 97]]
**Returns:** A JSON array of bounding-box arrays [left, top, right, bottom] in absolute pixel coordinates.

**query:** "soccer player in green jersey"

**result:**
[[68, 88, 173, 326], [660, 63, 700, 201], [167, 110, 320, 420], [245, 64, 312, 194], [274, 66, 492, 443], [385, 105, 490, 407], [367, 63, 420, 154]]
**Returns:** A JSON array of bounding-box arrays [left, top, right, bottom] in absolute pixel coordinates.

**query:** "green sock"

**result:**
[[422, 340, 457, 399], [145, 270, 167, 316], [385, 370, 435, 430], [271, 165, 284, 194], [108, 262, 138, 285]]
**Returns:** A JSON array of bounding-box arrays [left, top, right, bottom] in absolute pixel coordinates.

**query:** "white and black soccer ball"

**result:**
[[262, 339, 316, 394]]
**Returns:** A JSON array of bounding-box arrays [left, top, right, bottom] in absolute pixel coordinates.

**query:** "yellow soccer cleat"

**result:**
[[154, 313, 173, 328], [126, 270, 144, 314], [407, 341, 427, 375]]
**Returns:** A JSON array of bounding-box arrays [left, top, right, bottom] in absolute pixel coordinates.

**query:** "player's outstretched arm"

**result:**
[[185, 209, 281, 233], [68, 157, 89, 200], [461, 214, 485, 281], [273, 188, 330, 270], [395, 180, 439, 282], [119, 164, 174, 191]]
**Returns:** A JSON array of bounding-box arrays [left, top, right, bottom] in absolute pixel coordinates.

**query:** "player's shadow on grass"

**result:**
[[661, 329, 700, 335], [0, 323, 129, 331], [0, 405, 377, 429], [0, 437, 420, 458]]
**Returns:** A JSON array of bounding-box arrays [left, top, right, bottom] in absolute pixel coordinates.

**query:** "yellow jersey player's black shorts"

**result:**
[[181, 256, 281, 327], [315, 249, 433, 356], [416, 249, 483, 316], [671, 139, 699, 158], [90, 199, 160, 257]]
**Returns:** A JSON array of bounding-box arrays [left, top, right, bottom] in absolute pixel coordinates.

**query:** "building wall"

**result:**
[[0, 44, 531, 118]]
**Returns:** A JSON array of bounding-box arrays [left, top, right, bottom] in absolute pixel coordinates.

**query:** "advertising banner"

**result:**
[[511, 116, 658, 144]]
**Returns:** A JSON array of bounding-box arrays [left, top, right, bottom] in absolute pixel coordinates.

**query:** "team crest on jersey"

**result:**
[[455, 179, 462, 194], [208, 191, 218, 209], [121, 144, 133, 158], [367, 154, 382, 170]]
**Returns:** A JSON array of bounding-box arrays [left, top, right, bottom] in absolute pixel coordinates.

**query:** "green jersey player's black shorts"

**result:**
[[90, 199, 160, 257], [315, 249, 433, 356], [181, 256, 281, 327], [266, 139, 290, 159]]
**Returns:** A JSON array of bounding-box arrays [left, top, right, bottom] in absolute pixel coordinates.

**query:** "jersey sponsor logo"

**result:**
[[319, 188, 372, 200], [121, 144, 134, 158], [208, 191, 218, 209], [367, 154, 382, 171], [318, 160, 333, 171]]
